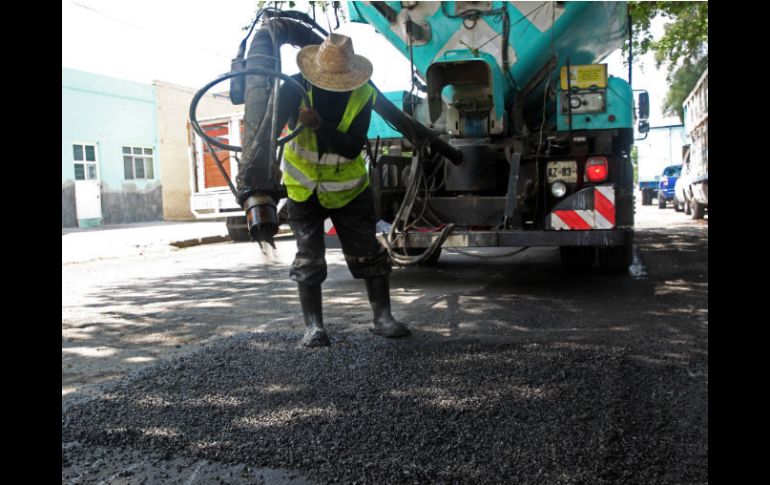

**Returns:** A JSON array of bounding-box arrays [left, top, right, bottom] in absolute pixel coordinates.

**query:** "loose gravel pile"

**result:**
[[62, 331, 707, 484]]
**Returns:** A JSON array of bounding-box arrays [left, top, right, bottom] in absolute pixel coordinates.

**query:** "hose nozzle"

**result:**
[[243, 194, 278, 246]]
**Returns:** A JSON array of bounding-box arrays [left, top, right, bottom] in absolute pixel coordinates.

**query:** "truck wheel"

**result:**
[[226, 216, 252, 242], [691, 200, 706, 220], [684, 198, 691, 215], [657, 193, 666, 209], [674, 198, 684, 212], [560, 246, 595, 273], [645, 191, 654, 205], [598, 243, 632, 273], [641, 191, 651, 205]]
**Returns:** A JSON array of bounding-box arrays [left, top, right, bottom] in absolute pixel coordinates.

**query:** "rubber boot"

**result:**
[[297, 283, 330, 347], [366, 276, 411, 338]]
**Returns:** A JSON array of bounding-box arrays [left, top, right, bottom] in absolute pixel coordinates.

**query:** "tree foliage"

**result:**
[[630, 145, 639, 185], [628, 2, 707, 121], [661, 56, 708, 122], [628, 2, 708, 70]]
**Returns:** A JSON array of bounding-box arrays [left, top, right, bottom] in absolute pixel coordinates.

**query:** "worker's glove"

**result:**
[[298, 108, 322, 130]]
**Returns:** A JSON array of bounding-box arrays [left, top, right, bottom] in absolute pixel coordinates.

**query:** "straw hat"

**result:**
[[296, 34, 373, 92]]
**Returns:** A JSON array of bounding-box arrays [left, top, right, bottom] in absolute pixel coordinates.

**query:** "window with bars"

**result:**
[[73, 143, 98, 180], [123, 146, 155, 180]]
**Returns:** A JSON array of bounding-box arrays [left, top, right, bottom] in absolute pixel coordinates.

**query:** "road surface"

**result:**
[[62, 200, 707, 484]]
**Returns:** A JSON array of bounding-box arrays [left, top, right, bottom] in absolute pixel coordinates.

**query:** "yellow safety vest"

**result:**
[[281, 82, 376, 209]]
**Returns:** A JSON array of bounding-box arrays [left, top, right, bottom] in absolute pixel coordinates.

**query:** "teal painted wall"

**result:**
[[62, 68, 158, 187], [62, 68, 162, 225], [368, 91, 406, 140]]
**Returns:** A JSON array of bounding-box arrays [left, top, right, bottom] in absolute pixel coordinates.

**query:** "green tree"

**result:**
[[661, 56, 708, 122], [627, 2, 707, 122], [628, 2, 708, 72]]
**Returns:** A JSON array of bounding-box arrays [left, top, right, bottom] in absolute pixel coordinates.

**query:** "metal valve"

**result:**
[[243, 194, 279, 246]]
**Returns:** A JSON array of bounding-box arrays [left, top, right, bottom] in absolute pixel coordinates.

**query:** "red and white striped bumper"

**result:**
[[323, 218, 337, 236], [547, 185, 616, 230]]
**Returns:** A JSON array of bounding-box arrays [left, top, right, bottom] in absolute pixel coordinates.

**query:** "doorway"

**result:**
[[73, 142, 102, 227]]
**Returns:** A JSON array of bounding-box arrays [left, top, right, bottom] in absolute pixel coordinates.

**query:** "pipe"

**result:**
[[627, 13, 633, 88], [238, 17, 324, 204], [370, 84, 463, 165], [512, 55, 557, 135]]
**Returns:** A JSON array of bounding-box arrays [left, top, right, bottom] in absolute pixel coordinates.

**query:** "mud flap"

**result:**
[[547, 185, 615, 230]]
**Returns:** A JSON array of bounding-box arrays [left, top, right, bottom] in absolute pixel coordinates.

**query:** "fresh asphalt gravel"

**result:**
[[63, 314, 706, 484]]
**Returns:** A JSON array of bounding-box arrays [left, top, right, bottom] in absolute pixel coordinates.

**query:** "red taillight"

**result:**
[[585, 156, 608, 182]]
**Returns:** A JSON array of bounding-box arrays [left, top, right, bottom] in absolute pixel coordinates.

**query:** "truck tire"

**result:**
[[674, 198, 684, 212], [684, 198, 691, 215], [560, 246, 595, 273], [598, 243, 632, 273], [657, 192, 666, 209], [691, 200, 706, 220], [226, 216, 252, 242], [641, 191, 652, 205]]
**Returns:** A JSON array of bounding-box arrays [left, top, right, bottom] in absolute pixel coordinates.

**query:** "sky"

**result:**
[[62, 0, 681, 127]]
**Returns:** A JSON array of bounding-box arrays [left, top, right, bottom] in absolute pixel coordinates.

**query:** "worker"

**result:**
[[274, 33, 411, 347]]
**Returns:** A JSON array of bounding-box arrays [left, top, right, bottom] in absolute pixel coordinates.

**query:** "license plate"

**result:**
[[547, 161, 577, 183]]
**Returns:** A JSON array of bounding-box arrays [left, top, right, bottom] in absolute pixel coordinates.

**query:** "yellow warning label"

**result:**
[[560, 64, 608, 90]]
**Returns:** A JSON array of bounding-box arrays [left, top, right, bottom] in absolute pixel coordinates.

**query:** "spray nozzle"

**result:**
[[243, 194, 279, 247]]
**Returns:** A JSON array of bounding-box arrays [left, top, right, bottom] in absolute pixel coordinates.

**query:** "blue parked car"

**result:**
[[657, 164, 682, 209]]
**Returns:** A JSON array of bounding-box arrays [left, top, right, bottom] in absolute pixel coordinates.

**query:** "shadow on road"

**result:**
[[62, 225, 708, 483]]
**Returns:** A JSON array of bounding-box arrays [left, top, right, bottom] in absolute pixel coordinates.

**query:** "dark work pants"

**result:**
[[287, 186, 392, 285]]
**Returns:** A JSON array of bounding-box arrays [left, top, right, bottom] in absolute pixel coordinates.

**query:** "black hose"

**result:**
[[262, 8, 328, 37], [239, 17, 325, 202], [189, 68, 310, 153], [203, 138, 238, 197], [370, 84, 463, 165], [188, 68, 310, 202]]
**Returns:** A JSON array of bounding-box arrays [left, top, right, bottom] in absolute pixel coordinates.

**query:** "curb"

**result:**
[[170, 235, 231, 248], [169, 228, 293, 249]]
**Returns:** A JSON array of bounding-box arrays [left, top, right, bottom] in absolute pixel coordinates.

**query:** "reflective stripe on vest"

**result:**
[[284, 146, 351, 166], [282, 82, 377, 209], [287, 143, 318, 164]]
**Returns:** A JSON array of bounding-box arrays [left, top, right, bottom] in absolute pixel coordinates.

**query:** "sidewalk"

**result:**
[[62, 220, 230, 264]]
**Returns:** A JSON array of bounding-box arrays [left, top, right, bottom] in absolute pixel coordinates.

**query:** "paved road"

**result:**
[[62, 200, 707, 484], [62, 221, 229, 264]]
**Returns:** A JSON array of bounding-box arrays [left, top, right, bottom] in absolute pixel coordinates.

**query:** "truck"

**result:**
[[680, 68, 708, 219], [346, 1, 646, 272], [190, 1, 649, 272], [635, 124, 686, 205], [656, 163, 681, 209]]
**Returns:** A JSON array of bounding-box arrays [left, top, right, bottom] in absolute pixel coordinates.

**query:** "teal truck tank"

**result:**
[[349, 2, 631, 128], [344, 1, 647, 272]]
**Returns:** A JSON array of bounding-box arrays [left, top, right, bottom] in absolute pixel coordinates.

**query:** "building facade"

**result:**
[[154, 80, 240, 221], [62, 68, 161, 227], [63, 68, 239, 227]]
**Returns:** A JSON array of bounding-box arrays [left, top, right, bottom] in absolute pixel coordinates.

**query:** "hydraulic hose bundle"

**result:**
[[189, 10, 325, 245], [380, 149, 455, 265]]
